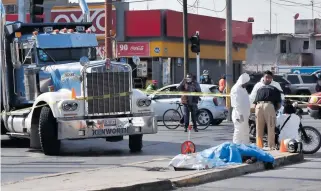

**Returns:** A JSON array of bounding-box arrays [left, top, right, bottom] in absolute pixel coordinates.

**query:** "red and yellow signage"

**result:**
[[97, 40, 246, 60], [148, 41, 246, 61]]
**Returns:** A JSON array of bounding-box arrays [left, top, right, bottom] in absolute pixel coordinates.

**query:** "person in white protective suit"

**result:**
[[231, 73, 251, 144], [249, 75, 285, 115]]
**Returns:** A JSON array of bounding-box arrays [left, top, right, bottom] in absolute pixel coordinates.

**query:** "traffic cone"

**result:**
[[188, 124, 192, 131], [280, 139, 287, 152], [71, 88, 76, 99], [257, 137, 263, 148]]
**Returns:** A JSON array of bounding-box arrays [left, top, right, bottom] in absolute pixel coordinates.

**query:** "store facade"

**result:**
[[6, 2, 252, 88]]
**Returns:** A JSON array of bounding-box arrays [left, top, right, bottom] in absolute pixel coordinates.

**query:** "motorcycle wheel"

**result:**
[[300, 126, 321, 154]]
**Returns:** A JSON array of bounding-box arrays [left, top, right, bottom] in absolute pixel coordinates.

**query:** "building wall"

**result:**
[[246, 34, 315, 71], [312, 36, 321, 65], [2, 0, 17, 5], [246, 35, 278, 66], [295, 19, 321, 34]]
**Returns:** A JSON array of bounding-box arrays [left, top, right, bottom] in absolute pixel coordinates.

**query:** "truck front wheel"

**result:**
[[39, 106, 60, 155], [129, 134, 143, 152]]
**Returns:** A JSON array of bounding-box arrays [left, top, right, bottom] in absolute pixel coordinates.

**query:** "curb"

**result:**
[[171, 153, 304, 188], [93, 180, 173, 191], [98, 153, 304, 191]]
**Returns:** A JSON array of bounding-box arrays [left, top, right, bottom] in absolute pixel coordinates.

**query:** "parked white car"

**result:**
[[149, 84, 228, 125]]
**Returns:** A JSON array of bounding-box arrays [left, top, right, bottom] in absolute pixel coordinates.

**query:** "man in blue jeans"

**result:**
[[177, 73, 201, 132]]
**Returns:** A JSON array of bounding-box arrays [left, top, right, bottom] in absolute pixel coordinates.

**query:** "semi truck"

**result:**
[[0, 2, 157, 155]]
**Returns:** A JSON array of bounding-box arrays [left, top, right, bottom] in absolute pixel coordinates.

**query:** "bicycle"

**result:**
[[162, 101, 211, 130]]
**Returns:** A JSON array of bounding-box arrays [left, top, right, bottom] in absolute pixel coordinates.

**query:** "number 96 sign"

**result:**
[[119, 44, 129, 51]]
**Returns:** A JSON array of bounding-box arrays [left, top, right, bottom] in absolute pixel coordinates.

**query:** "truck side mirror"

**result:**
[[11, 41, 22, 69]]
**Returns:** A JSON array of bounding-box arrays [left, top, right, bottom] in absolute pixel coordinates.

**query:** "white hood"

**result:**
[[235, 73, 250, 87]]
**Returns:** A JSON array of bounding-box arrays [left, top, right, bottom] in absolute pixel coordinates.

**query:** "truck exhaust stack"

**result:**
[[79, 0, 90, 22], [18, 0, 25, 22], [1, 1, 10, 112]]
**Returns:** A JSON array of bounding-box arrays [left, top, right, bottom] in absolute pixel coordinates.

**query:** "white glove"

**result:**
[[236, 115, 244, 123]]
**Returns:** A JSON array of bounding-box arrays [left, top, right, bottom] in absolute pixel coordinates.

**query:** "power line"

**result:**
[[277, 0, 311, 6], [212, 0, 219, 16], [264, 0, 321, 17], [212, 0, 227, 12], [177, 0, 227, 13]]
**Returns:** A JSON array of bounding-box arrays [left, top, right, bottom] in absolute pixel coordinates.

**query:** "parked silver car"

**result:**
[[149, 84, 228, 125], [282, 74, 318, 102]]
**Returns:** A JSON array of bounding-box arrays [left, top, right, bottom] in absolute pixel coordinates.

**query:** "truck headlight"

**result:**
[[137, 99, 151, 107], [62, 102, 78, 111], [145, 99, 151, 106]]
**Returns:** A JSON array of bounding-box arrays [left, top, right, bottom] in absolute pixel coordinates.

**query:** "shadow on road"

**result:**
[[304, 152, 321, 159], [1, 138, 30, 148], [2, 138, 210, 157]]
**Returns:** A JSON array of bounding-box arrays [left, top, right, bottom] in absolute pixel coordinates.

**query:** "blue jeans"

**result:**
[[181, 104, 198, 129]]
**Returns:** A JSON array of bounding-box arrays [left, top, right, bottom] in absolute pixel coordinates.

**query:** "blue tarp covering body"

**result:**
[[169, 142, 275, 170], [200, 142, 275, 164]]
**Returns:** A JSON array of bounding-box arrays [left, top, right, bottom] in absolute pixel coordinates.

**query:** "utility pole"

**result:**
[[225, 0, 233, 121], [275, 13, 278, 33], [311, 0, 314, 19], [270, 0, 272, 33], [183, 0, 189, 77], [105, 0, 113, 59]]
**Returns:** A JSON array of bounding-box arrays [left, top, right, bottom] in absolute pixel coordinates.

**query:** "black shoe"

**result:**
[[194, 128, 198, 132], [184, 129, 187, 132]]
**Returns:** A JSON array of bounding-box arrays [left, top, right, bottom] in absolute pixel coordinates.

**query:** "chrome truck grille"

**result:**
[[86, 71, 131, 115]]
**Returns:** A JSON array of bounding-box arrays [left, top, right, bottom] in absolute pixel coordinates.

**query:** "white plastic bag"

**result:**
[[168, 153, 213, 170]]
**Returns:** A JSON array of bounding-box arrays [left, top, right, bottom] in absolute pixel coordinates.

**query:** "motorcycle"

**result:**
[[249, 102, 321, 154]]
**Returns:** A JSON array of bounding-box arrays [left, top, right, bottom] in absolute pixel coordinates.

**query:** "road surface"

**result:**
[[1, 122, 233, 184], [1, 116, 320, 186], [179, 116, 321, 191]]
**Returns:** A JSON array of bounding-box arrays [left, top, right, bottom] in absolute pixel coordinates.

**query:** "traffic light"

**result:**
[[247, 17, 254, 22], [190, 33, 200, 54], [30, 0, 44, 23]]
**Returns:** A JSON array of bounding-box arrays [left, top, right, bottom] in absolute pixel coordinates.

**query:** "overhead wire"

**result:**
[[272, 0, 321, 13], [175, 0, 226, 13], [263, 0, 316, 18], [277, 0, 311, 6], [212, 0, 219, 16]]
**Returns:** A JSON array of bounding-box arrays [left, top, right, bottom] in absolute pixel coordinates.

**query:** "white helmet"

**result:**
[[203, 70, 209, 75]]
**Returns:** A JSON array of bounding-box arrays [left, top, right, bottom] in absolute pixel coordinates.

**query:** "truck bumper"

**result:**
[[57, 115, 157, 140]]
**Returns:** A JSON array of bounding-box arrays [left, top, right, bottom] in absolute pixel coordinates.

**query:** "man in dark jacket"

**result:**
[[177, 73, 201, 132]]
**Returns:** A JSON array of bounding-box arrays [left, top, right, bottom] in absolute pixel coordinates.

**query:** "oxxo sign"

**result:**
[[51, 7, 116, 36]]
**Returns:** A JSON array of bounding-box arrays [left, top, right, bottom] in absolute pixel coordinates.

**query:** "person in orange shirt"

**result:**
[[219, 75, 226, 93]]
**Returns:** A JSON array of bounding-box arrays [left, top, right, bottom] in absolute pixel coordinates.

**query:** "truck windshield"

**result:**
[[37, 47, 96, 62]]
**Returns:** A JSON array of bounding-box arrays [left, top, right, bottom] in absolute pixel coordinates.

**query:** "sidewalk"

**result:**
[[2, 151, 304, 191]]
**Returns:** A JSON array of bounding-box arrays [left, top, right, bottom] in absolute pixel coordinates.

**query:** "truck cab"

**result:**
[[0, 21, 157, 155]]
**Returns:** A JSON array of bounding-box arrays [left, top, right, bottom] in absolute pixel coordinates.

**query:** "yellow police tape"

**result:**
[[142, 89, 321, 98], [1, 90, 321, 116]]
